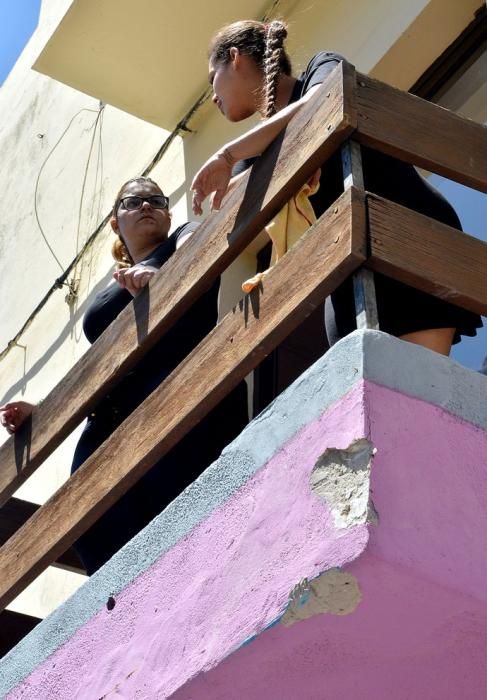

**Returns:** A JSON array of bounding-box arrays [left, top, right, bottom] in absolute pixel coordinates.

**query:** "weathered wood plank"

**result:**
[[0, 187, 367, 610], [0, 498, 85, 575], [366, 192, 487, 316], [355, 73, 487, 193], [0, 61, 357, 508]]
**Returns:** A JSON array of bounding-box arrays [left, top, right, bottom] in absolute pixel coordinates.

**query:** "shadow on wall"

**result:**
[[1, 267, 113, 403]]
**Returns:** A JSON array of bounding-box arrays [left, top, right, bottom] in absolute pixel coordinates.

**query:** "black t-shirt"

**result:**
[[235, 53, 481, 344], [83, 222, 219, 408], [295, 53, 463, 225]]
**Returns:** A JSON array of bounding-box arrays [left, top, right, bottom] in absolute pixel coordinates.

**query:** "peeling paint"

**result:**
[[281, 569, 361, 626], [310, 438, 377, 528]]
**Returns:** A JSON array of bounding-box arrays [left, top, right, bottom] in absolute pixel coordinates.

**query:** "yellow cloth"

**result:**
[[242, 178, 320, 293]]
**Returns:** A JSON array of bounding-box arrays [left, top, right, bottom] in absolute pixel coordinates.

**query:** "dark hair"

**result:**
[[111, 176, 163, 268], [208, 19, 291, 118]]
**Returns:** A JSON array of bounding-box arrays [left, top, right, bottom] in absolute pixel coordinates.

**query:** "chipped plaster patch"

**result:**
[[310, 438, 377, 528], [281, 569, 361, 626]]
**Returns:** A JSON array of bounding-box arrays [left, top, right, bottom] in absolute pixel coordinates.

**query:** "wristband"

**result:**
[[218, 147, 236, 167]]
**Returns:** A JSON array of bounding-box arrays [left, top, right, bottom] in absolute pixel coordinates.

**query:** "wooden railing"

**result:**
[[0, 61, 486, 614]]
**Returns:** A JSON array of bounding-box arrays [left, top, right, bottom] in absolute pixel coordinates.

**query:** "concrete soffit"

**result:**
[[32, 0, 279, 129], [32, 0, 483, 130]]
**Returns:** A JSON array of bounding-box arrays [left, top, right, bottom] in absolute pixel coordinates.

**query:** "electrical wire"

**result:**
[[1, 0, 286, 363], [0, 91, 212, 363], [33, 107, 101, 274], [75, 108, 104, 258]]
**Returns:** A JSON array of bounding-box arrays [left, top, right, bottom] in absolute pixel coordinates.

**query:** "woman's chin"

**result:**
[[225, 107, 255, 123], [136, 219, 169, 235]]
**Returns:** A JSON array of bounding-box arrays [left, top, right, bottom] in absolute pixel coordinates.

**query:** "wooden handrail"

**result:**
[[365, 193, 487, 317], [355, 73, 487, 193], [0, 498, 85, 574], [0, 61, 356, 509], [0, 188, 366, 610]]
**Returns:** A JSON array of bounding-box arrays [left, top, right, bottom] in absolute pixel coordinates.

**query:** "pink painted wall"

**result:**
[[7, 379, 487, 700], [7, 382, 369, 699], [173, 382, 487, 700], [172, 555, 487, 700]]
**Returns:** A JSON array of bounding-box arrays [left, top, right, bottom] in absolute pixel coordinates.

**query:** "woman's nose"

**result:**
[[212, 93, 218, 105]]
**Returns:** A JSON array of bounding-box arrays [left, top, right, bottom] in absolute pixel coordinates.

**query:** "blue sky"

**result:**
[[0, 0, 41, 85], [0, 2, 485, 370]]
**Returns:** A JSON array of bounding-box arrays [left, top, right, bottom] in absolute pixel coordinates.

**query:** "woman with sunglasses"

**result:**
[[191, 20, 481, 355], [1, 176, 248, 574]]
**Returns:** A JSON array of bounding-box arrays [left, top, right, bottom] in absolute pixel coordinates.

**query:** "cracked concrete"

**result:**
[[310, 438, 377, 528], [281, 569, 361, 626]]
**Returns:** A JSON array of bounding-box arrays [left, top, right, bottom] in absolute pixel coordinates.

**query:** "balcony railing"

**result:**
[[0, 61, 486, 619]]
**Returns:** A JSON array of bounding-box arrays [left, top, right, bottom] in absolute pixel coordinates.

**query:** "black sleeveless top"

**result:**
[[234, 53, 482, 344]]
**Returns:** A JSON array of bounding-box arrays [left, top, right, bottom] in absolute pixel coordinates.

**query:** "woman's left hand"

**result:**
[[191, 152, 233, 215], [0, 401, 35, 434], [113, 264, 158, 297]]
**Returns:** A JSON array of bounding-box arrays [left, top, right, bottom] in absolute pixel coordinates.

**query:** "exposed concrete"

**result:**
[[281, 569, 362, 626], [311, 438, 376, 528]]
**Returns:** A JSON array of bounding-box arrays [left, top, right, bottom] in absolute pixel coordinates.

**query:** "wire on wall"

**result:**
[[0, 93, 211, 363], [33, 107, 101, 275], [0, 0, 288, 363]]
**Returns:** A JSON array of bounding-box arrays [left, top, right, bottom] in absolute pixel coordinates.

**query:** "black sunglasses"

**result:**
[[119, 195, 169, 211]]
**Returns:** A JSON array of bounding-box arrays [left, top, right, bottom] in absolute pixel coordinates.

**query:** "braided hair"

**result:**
[[263, 21, 289, 117], [208, 19, 291, 119], [111, 176, 161, 269]]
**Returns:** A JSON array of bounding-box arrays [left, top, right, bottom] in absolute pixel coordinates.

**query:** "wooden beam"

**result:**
[[355, 73, 487, 194], [0, 61, 357, 508], [0, 610, 41, 657], [0, 187, 367, 611], [366, 192, 487, 316], [0, 498, 85, 575]]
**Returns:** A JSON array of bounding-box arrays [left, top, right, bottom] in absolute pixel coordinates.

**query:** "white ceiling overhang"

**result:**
[[33, 0, 277, 128]]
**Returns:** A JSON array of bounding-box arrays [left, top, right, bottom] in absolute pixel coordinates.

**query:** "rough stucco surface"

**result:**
[[171, 381, 487, 700], [3, 379, 370, 699], [2, 330, 487, 699], [365, 381, 487, 601], [172, 554, 487, 700], [0, 330, 369, 697]]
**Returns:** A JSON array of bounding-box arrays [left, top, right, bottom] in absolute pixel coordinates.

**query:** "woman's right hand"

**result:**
[[0, 401, 35, 434], [113, 264, 158, 297], [191, 152, 233, 215]]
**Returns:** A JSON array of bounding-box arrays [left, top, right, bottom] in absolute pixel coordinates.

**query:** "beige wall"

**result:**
[[0, 0, 481, 618]]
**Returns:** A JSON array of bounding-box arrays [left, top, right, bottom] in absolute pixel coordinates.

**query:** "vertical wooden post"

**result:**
[[341, 140, 379, 330]]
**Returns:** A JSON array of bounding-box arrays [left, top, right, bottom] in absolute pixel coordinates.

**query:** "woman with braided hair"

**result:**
[[191, 19, 481, 355]]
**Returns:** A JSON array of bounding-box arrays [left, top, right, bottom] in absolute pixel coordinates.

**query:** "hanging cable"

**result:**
[[75, 108, 104, 258], [0, 0, 285, 362], [33, 107, 101, 274], [67, 106, 105, 306]]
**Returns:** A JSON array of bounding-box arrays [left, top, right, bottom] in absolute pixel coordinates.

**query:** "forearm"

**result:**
[[191, 86, 320, 213], [225, 85, 320, 162]]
